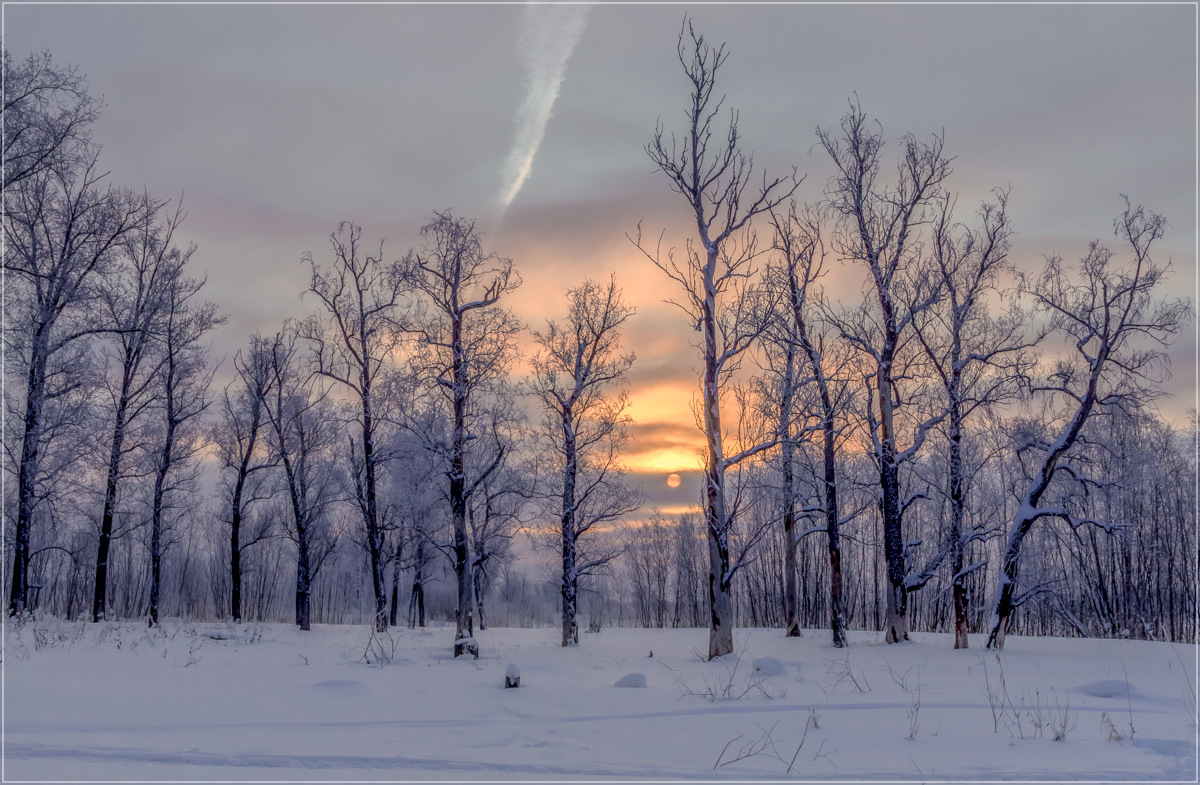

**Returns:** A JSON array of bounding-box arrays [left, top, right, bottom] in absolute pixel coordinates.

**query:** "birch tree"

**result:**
[[985, 200, 1189, 649], [298, 222, 405, 631], [818, 104, 952, 643], [405, 210, 522, 657], [530, 277, 640, 646], [635, 19, 799, 659]]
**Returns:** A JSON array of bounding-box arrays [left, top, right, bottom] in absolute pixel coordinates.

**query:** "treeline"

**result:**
[[623, 405, 1196, 644], [4, 27, 1195, 660]]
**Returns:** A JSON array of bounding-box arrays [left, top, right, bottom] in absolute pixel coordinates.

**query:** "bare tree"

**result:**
[[469, 448, 531, 631], [213, 336, 277, 622], [634, 19, 799, 659], [408, 531, 432, 628], [405, 210, 522, 656], [147, 253, 222, 627], [766, 205, 859, 646], [2, 48, 100, 192], [671, 512, 707, 628], [298, 222, 405, 631], [530, 277, 640, 646], [3, 47, 103, 616], [386, 401, 444, 629], [264, 331, 340, 631], [92, 197, 185, 622], [4, 151, 152, 615], [749, 332, 808, 638], [985, 200, 1189, 649], [911, 191, 1033, 648], [627, 513, 675, 628], [382, 425, 440, 627], [818, 103, 952, 643]]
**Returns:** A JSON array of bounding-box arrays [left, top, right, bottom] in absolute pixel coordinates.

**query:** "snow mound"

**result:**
[[613, 672, 647, 688], [752, 657, 787, 677], [1077, 679, 1138, 698], [505, 663, 521, 688], [454, 636, 479, 658]]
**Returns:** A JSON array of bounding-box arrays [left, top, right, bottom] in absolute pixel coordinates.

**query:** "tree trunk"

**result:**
[[149, 516, 162, 627], [986, 534, 1023, 651], [10, 345, 46, 616], [408, 541, 425, 628], [228, 414, 260, 624], [781, 434, 800, 638], [148, 376, 179, 629], [561, 406, 579, 647], [389, 549, 401, 627], [296, 533, 311, 631], [230, 515, 242, 623], [148, 443, 171, 627], [701, 247, 735, 659], [823, 414, 847, 648], [359, 388, 388, 632], [450, 313, 475, 656], [707, 525, 734, 659], [948, 403, 968, 649], [878, 363, 908, 644], [474, 574, 488, 632], [452, 487, 474, 653], [779, 347, 801, 638], [94, 392, 131, 623]]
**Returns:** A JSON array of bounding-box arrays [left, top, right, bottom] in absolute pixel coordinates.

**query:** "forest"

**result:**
[[4, 20, 1195, 667]]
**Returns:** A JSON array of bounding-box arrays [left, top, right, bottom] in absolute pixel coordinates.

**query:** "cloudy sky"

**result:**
[[7, 2, 1195, 512]]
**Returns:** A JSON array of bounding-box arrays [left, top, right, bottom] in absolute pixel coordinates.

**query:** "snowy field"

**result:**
[[3, 619, 1196, 782]]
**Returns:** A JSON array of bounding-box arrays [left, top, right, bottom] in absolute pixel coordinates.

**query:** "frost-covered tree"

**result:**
[[213, 336, 277, 622], [765, 205, 859, 646], [298, 223, 406, 631], [468, 448, 531, 631], [265, 331, 340, 631], [146, 223, 222, 627], [911, 191, 1033, 648], [2, 48, 100, 192], [530, 277, 640, 646], [635, 19, 798, 659], [986, 200, 1189, 649], [4, 151, 152, 615], [385, 402, 443, 629], [405, 210, 521, 657], [818, 103, 952, 643], [92, 198, 189, 622], [377, 424, 421, 627]]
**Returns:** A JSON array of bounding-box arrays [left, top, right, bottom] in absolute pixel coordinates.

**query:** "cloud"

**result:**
[[497, 3, 590, 211]]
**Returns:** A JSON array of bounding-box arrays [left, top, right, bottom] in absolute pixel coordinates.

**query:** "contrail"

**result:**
[[497, 3, 590, 211]]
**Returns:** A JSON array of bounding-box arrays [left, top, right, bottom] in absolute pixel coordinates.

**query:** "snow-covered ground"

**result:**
[[4, 618, 1196, 781]]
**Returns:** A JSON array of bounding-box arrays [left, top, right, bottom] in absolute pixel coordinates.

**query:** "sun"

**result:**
[[666, 473, 681, 488]]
